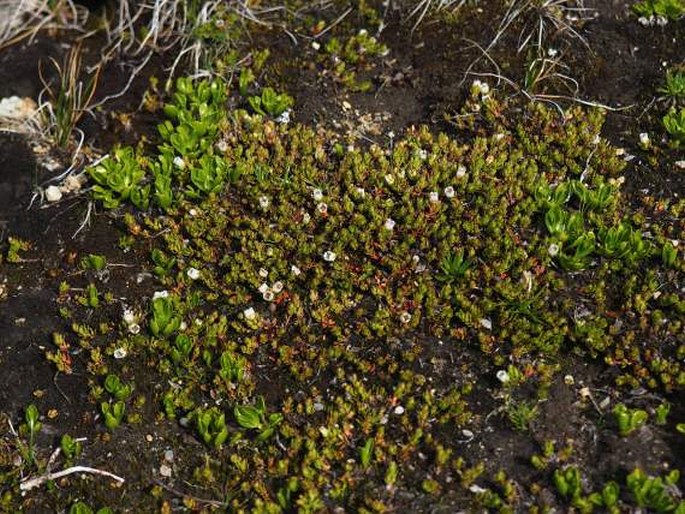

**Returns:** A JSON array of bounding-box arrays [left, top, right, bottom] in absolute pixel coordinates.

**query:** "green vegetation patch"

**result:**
[[51, 77, 683, 510]]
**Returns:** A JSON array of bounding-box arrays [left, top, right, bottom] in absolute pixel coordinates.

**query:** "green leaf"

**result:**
[[359, 437, 374, 469], [234, 405, 263, 430]]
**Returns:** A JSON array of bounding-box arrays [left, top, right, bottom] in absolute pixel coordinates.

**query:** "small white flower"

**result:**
[[472, 79, 490, 96], [547, 48, 558, 57], [479, 318, 492, 330], [272, 281, 284, 293], [417, 149, 428, 160], [358, 29, 368, 36], [173, 156, 185, 169], [323, 250, 337, 262], [317, 202, 328, 214], [429, 191, 439, 203], [179, 321, 187, 331], [312, 188, 323, 201], [291, 264, 302, 276], [186, 267, 200, 280], [385, 173, 395, 185], [399, 312, 412, 324], [548, 243, 560, 257], [496, 370, 509, 384], [655, 15, 668, 26], [302, 211, 311, 224], [122, 309, 136, 325], [387, 131, 395, 140], [444, 186, 455, 198], [263, 290, 275, 302], [311, 41, 321, 50], [356, 187, 366, 197], [189, 208, 198, 216], [113, 347, 127, 359], [153, 290, 169, 300], [456, 165, 467, 178], [276, 109, 291, 125], [259, 268, 269, 278], [671, 240, 679, 247], [258, 196, 270, 209], [216, 140, 228, 152], [128, 323, 141, 335], [258, 282, 269, 294], [393, 405, 405, 415], [243, 307, 257, 320], [384, 218, 396, 231], [639, 132, 650, 147]]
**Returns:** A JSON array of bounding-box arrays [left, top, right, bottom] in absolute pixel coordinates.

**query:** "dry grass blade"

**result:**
[[38, 43, 101, 150], [0, 0, 87, 50], [406, 0, 468, 31]]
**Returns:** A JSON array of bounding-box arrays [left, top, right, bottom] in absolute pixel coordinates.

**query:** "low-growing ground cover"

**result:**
[[0, 0, 684, 512]]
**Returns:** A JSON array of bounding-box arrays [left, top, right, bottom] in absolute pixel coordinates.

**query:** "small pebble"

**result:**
[[45, 185, 62, 202], [159, 464, 172, 477]]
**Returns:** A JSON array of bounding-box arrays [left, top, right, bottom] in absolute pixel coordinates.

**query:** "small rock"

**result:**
[[164, 450, 174, 462], [0, 96, 37, 121], [45, 185, 63, 203], [60, 174, 86, 193], [159, 463, 172, 477]]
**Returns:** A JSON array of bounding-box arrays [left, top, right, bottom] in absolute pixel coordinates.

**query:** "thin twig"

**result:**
[[20, 465, 125, 491]]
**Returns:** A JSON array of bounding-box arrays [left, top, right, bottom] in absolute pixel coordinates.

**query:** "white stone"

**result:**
[[45, 185, 62, 202], [0, 96, 37, 121], [159, 464, 172, 477]]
